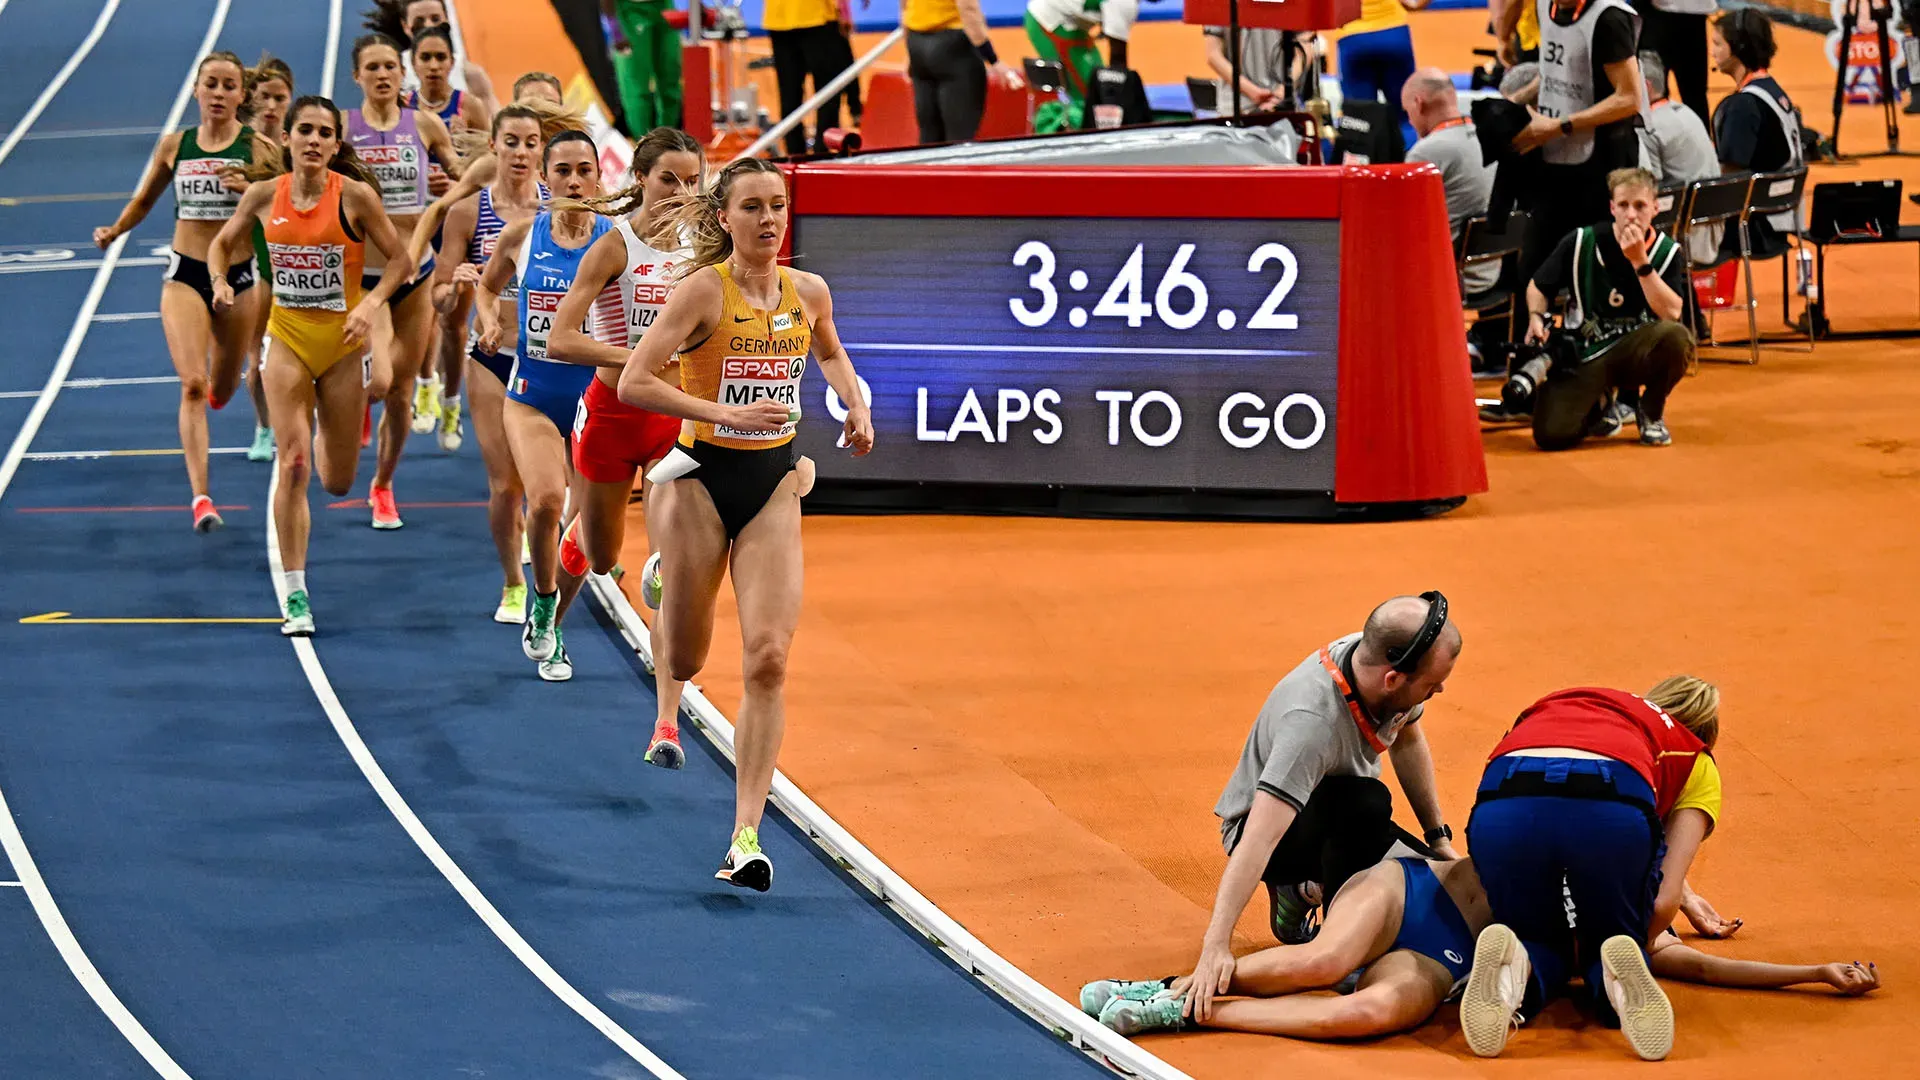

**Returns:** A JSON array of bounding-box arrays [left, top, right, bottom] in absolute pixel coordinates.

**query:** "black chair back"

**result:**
[[1023, 58, 1065, 96], [1807, 179, 1902, 242], [1079, 67, 1153, 129], [1459, 210, 1530, 266], [1653, 182, 1686, 234], [1684, 174, 1754, 230], [1186, 76, 1220, 116], [1747, 167, 1808, 223]]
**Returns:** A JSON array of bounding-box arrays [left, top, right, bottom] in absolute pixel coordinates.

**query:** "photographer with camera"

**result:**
[[1499, 167, 1693, 450]]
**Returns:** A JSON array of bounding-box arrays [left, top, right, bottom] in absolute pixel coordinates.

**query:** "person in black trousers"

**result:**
[[904, 0, 1020, 144], [1634, 0, 1714, 126], [766, 0, 857, 155]]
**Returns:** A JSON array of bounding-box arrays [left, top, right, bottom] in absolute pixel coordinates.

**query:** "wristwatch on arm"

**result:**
[[1424, 823, 1453, 846]]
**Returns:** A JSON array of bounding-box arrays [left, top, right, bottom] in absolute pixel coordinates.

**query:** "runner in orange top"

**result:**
[[210, 96, 412, 638], [615, 158, 873, 892]]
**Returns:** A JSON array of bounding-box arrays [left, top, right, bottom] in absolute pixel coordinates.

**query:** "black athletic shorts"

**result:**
[[687, 439, 796, 541], [165, 249, 255, 311]]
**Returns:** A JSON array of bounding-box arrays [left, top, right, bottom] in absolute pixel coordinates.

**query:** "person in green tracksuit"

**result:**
[[1023, 0, 1137, 132], [606, 0, 683, 133]]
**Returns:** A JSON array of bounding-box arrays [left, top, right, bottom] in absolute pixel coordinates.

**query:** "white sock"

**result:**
[[284, 570, 306, 596]]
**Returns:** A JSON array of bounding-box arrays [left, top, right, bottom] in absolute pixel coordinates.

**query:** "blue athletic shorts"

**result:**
[[505, 355, 594, 437]]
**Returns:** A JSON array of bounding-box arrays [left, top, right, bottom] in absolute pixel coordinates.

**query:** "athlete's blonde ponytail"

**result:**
[[663, 157, 785, 282]]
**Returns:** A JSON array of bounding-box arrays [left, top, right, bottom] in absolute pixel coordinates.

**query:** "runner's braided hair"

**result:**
[[561, 127, 703, 217], [660, 158, 787, 282]]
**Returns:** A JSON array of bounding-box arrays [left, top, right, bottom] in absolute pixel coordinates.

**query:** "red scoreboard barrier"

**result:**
[[783, 162, 1487, 517]]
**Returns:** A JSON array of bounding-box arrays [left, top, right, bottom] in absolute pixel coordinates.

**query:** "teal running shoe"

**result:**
[[1097, 989, 1188, 1036], [281, 589, 313, 637], [521, 591, 557, 660], [538, 628, 573, 682], [1079, 978, 1172, 1018], [247, 425, 274, 462]]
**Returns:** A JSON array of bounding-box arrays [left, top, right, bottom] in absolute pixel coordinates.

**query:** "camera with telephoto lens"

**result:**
[[1500, 332, 1578, 414]]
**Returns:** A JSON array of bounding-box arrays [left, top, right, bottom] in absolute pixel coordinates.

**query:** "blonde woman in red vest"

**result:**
[[1459, 675, 1725, 1062]]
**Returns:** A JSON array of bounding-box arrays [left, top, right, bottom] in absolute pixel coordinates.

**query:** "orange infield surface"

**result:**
[[463, 5, 1914, 1075]]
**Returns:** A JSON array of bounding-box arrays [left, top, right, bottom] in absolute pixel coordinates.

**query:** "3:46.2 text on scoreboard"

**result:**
[[1008, 241, 1302, 333]]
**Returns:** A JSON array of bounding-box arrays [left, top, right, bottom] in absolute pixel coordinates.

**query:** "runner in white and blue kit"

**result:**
[[473, 130, 610, 682]]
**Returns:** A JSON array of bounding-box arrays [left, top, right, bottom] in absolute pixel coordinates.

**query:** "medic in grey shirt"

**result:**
[[1184, 593, 1462, 1022]]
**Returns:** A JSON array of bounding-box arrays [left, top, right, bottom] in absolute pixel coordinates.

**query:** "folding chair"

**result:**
[[1457, 210, 1532, 346], [1677, 173, 1754, 365], [1738, 167, 1813, 361], [1023, 59, 1066, 133], [1187, 76, 1220, 119]]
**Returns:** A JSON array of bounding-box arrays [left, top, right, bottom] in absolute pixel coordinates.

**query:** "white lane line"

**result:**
[[92, 311, 162, 322], [1, 880, 25, 887], [0, 257, 168, 276], [261, 7, 681, 1073], [587, 580, 1199, 1080], [24, 446, 248, 461], [0, 6, 232, 1078], [319, 0, 341, 99], [22, 125, 170, 141], [0, 377, 182, 400], [0, 0, 123, 171], [262, 461, 686, 1079]]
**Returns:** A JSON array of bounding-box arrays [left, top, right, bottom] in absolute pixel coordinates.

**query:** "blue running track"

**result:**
[[0, 2, 1119, 1076]]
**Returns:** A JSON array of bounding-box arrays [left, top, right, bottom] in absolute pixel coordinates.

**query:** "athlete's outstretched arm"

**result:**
[[407, 155, 498, 267], [95, 132, 184, 248], [615, 269, 788, 432], [431, 196, 479, 314], [793, 272, 872, 455], [548, 231, 634, 368], [207, 183, 276, 312], [417, 109, 464, 181], [463, 63, 498, 116], [1650, 808, 1712, 942], [343, 179, 413, 347], [1649, 934, 1880, 995], [473, 216, 530, 355]]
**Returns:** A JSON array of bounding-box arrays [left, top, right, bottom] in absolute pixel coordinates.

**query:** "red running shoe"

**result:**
[[644, 723, 683, 770], [190, 494, 222, 533], [368, 485, 403, 530]]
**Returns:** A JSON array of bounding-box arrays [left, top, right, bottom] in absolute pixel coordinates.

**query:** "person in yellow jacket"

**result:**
[[764, 0, 860, 154], [1336, 0, 1429, 148]]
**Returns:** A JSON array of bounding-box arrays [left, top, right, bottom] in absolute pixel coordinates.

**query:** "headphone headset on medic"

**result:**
[[1384, 590, 1450, 675]]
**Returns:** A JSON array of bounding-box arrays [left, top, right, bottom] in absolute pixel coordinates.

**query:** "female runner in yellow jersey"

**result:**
[[210, 97, 412, 636], [616, 158, 873, 892]]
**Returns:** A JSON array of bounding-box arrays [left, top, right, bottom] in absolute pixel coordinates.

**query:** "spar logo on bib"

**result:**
[[269, 243, 347, 311], [174, 157, 242, 219], [715, 355, 804, 440], [357, 144, 421, 209], [522, 288, 563, 359]]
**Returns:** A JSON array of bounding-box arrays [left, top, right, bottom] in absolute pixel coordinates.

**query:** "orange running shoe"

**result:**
[[368, 485, 402, 530]]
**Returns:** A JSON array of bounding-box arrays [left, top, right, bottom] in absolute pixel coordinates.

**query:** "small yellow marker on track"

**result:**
[[19, 611, 282, 625]]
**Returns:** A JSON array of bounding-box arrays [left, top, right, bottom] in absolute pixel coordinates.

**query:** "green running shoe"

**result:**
[[437, 396, 463, 452], [538, 629, 573, 682], [715, 824, 772, 892], [521, 591, 557, 661], [247, 425, 274, 462], [411, 377, 440, 434], [281, 589, 314, 637], [1079, 978, 1173, 1018], [1097, 989, 1188, 1036]]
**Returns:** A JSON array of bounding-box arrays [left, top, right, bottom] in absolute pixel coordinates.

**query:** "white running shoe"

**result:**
[[537, 631, 573, 682], [1461, 923, 1530, 1058], [1602, 934, 1674, 1061]]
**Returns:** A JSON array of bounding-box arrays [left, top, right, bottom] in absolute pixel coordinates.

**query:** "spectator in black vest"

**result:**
[[1710, 10, 1802, 259]]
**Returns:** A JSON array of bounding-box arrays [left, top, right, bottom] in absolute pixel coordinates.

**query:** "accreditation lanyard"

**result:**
[[1318, 646, 1393, 755]]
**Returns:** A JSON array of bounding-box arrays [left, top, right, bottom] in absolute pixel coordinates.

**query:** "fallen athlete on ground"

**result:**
[[1084, 855, 1880, 1041]]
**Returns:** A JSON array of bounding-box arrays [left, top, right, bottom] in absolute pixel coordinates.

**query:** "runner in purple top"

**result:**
[[346, 31, 463, 530]]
